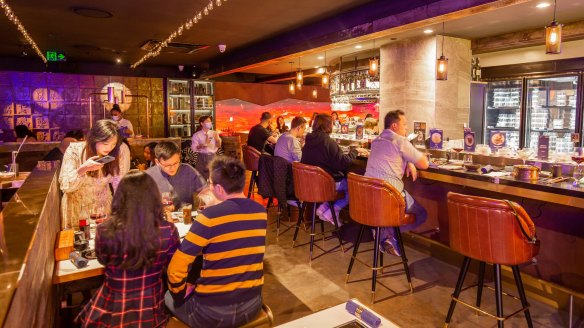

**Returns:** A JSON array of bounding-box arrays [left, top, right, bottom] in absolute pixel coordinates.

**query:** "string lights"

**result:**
[[131, 0, 227, 68], [0, 0, 47, 64]]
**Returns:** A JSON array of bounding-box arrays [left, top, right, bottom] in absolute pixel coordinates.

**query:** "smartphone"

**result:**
[[94, 155, 115, 164]]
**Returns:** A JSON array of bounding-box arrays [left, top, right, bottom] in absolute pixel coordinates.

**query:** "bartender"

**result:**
[[110, 104, 134, 138]]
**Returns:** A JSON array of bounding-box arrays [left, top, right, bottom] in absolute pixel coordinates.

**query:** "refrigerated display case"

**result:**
[[166, 79, 215, 138], [484, 79, 522, 149], [525, 75, 578, 154]]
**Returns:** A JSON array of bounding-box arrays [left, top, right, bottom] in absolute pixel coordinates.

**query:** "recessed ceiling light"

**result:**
[[317, 56, 324, 60], [423, 29, 434, 34], [355, 45, 362, 49], [536, 2, 551, 8], [116, 58, 121, 63]]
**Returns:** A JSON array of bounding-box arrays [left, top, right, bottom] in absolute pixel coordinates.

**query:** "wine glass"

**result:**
[[572, 147, 584, 186], [517, 148, 533, 165], [451, 140, 464, 161]]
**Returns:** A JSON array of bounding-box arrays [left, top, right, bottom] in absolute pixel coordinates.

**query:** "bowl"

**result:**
[[464, 163, 481, 172]]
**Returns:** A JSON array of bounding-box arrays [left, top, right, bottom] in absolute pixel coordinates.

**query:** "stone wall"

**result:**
[[0, 72, 165, 141]]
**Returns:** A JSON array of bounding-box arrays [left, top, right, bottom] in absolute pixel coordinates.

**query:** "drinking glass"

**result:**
[[572, 147, 584, 186], [451, 140, 464, 160], [463, 154, 473, 166], [517, 148, 533, 165]]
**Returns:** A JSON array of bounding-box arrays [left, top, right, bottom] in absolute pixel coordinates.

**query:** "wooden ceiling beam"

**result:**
[[472, 20, 584, 54]]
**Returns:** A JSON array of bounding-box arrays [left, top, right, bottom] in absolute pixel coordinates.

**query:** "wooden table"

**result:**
[[53, 222, 193, 285], [276, 299, 399, 328]]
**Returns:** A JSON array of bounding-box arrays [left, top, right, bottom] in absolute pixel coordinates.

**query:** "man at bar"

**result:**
[[165, 156, 266, 327], [146, 141, 212, 208], [365, 109, 429, 256], [247, 111, 277, 154], [274, 116, 306, 163]]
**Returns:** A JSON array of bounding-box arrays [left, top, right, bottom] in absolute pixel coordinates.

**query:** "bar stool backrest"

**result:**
[[447, 192, 540, 266], [347, 172, 410, 227], [242, 145, 261, 171], [292, 162, 337, 203]]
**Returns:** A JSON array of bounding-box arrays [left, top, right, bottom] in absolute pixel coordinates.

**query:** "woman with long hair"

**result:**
[[77, 171, 180, 327], [276, 115, 289, 133], [59, 119, 130, 230]]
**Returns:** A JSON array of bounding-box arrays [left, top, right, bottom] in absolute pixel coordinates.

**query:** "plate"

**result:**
[[0, 172, 15, 179]]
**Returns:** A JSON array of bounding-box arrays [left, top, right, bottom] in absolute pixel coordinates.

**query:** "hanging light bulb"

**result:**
[[321, 51, 329, 89], [369, 40, 379, 77], [288, 62, 296, 95], [296, 57, 303, 87], [436, 22, 448, 81], [296, 81, 302, 91], [545, 0, 563, 54], [312, 89, 318, 99]]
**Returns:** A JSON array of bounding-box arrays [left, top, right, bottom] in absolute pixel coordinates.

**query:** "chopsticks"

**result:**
[[544, 177, 570, 184]]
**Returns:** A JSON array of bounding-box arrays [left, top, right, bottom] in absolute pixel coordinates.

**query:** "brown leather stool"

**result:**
[[444, 192, 540, 328], [242, 145, 261, 198], [167, 304, 274, 328], [345, 173, 415, 303], [291, 162, 345, 263]]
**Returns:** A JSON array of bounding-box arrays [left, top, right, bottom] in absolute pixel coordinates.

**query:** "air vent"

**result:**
[[140, 40, 208, 54]]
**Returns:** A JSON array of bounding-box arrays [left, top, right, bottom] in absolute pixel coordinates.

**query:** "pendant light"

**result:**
[[545, 0, 563, 54], [312, 89, 318, 99], [288, 62, 296, 95], [296, 57, 303, 88], [436, 22, 448, 81], [321, 51, 330, 89], [368, 40, 379, 77]]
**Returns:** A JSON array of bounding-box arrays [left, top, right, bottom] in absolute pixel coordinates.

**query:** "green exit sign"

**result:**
[[46, 51, 66, 62]]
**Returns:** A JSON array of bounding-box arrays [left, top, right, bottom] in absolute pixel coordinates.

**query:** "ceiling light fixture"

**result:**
[[289, 62, 296, 95], [545, 0, 562, 54], [132, 0, 227, 68], [296, 57, 303, 89], [116, 58, 122, 63], [436, 22, 448, 81], [322, 51, 330, 89], [355, 45, 363, 49], [317, 56, 324, 60], [369, 40, 379, 77], [423, 29, 434, 34], [536, 2, 551, 8], [312, 89, 318, 99], [0, 0, 47, 64]]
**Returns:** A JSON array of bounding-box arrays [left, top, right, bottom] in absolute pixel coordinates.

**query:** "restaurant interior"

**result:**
[[1, 0, 584, 327]]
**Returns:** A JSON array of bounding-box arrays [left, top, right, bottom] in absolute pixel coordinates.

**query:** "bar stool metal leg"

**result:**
[[493, 264, 504, 328], [247, 171, 256, 198], [371, 227, 381, 303], [444, 256, 471, 327], [309, 203, 317, 264], [476, 261, 486, 309], [346, 224, 365, 283], [292, 202, 305, 248], [512, 265, 533, 328], [329, 201, 344, 252], [394, 227, 413, 293]]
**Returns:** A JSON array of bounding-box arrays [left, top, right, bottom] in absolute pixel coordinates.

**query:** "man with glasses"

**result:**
[[146, 141, 211, 208]]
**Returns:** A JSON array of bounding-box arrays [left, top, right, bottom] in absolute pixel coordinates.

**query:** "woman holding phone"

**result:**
[[191, 115, 221, 180], [59, 119, 130, 230]]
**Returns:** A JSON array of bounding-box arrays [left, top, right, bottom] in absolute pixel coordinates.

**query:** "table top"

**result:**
[[53, 222, 192, 285], [276, 299, 399, 328]]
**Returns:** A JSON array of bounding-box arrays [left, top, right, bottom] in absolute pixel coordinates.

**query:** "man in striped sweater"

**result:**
[[165, 156, 267, 328]]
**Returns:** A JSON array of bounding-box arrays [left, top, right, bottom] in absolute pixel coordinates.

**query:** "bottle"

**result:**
[[476, 58, 482, 81]]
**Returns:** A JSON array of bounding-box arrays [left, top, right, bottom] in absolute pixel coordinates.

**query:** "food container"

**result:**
[[512, 165, 540, 181]]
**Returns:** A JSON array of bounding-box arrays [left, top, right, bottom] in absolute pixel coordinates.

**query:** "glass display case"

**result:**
[[484, 79, 523, 150], [525, 75, 578, 153], [166, 79, 215, 138]]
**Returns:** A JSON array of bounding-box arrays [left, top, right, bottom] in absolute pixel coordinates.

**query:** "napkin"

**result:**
[[345, 300, 381, 328]]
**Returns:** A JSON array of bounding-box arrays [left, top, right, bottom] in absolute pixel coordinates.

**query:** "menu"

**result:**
[[538, 135, 549, 160], [355, 124, 364, 140], [429, 128, 443, 149], [340, 124, 349, 134], [488, 130, 506, 151], [464, 129, 476, 152], [413, 121, 426, 147]]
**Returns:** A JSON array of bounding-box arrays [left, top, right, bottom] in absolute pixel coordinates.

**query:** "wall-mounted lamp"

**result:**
[[436, 22, 448, 81], [545, 0, 563, 54]]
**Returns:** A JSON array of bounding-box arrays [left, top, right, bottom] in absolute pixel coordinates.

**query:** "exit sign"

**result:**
[[46, 51, 66, 62]]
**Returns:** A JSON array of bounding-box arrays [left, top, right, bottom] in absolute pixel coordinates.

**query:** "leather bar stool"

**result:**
[[167, 304, 274, 328], [242, 145, 261, 199], [345, 172, 415, 303], [291, 162, 345, 263], [444, 192, 540, 328]]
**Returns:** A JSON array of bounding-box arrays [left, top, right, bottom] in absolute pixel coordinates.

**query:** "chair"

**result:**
[[242, 145, 261, 198], [167, 304, 274, 328], [345, 172, 415, 303], [444, 192, 540, 328], [291, 162, 344, 263]]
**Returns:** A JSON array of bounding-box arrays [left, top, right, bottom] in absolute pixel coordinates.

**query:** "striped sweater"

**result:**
[[167, 197, 267, 306]]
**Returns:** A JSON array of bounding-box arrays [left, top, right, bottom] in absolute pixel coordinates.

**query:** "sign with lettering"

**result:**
[[46, 51, 66, 62], [538, 135, 549, 160]]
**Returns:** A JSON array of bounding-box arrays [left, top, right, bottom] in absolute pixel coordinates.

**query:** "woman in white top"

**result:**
[[191, 116, 221, 180], [59, 119, 131, 230], [110, 104, 134, 138]]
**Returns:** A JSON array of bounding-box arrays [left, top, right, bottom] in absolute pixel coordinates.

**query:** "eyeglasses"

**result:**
[[159, 161, 180, 169]]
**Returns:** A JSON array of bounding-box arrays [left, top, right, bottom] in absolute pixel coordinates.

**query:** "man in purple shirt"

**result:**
[[365, 110, 429, 256]]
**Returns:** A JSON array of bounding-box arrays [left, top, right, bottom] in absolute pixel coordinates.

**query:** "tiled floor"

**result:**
[[258, 201, 582, 328]]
